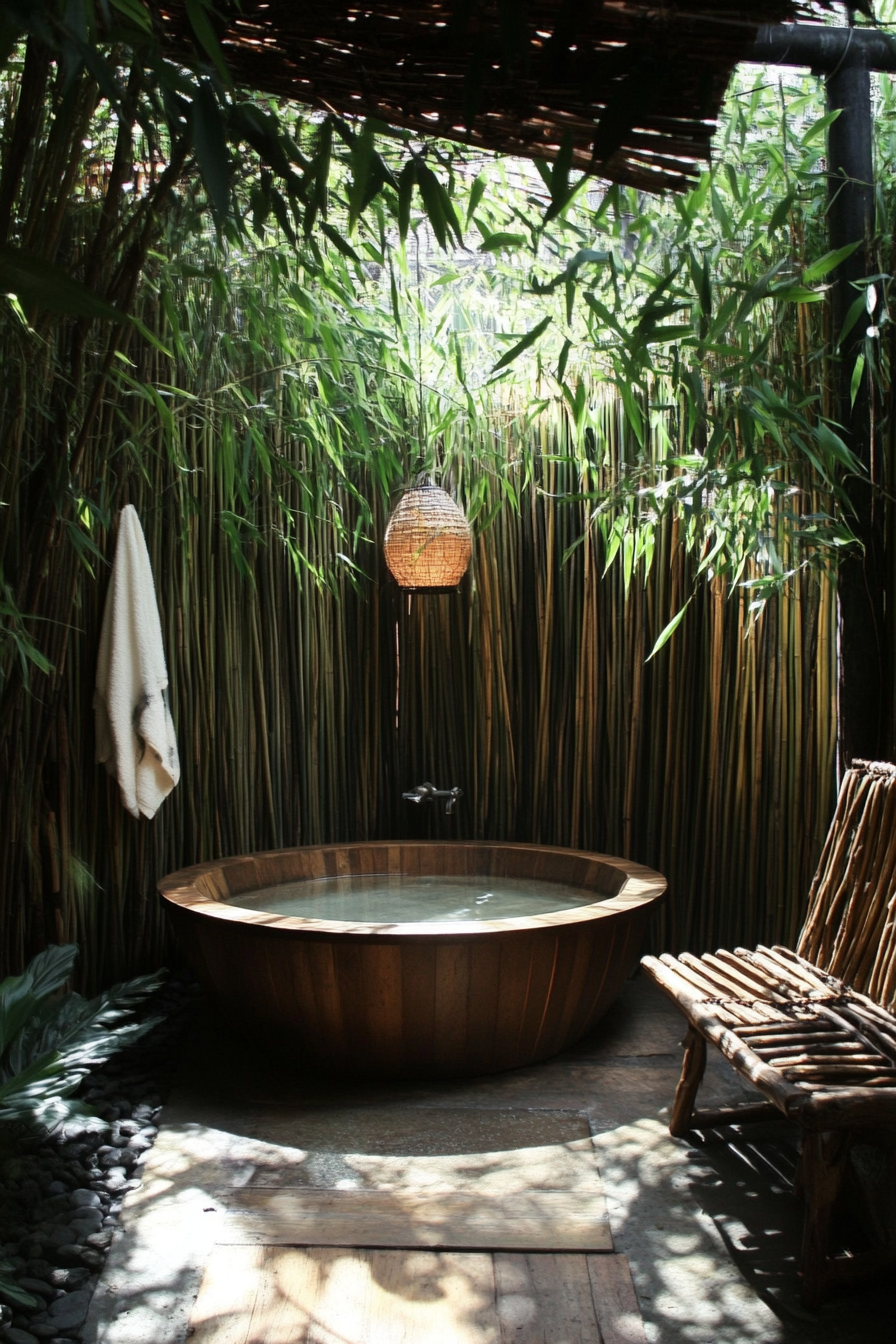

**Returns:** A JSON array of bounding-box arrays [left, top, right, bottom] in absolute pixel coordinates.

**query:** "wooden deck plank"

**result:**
[[188, 1247, 647, 1343], [189, 1246, 500, 1343], [494, 1252, 600, 1342], [185, 1244, 263, 1344], [588, 1253, 650, 1344], [217, 1187, 613, 1251]]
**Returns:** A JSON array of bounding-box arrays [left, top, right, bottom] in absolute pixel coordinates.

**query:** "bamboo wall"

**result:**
[[0, 405, 837, 989]]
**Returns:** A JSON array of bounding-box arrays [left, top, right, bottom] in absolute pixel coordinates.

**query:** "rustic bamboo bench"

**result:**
[[642, 759, 896, 1308]]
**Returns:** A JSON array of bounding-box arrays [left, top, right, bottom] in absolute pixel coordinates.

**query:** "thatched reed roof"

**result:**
[[158, 3, 816, 191]]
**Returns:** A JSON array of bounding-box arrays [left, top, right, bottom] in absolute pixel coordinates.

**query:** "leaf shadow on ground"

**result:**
[[680, 1122, 894, 1344]]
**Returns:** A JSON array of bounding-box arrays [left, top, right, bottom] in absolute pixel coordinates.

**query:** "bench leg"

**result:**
[[799, 1129, 851, 1310], [669, 1026, 707, 1137]]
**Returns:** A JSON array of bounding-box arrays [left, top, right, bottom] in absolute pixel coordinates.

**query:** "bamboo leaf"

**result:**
[[647, 598, 693, 660], [801, 108, 840, 145], [531, 248, 610, 295], [556, 338, 572, 384], [466, 172, 487, 223], [190, 80, 230, 222], [644, 324, 693, 343], [490, 315, 552, 372], [771, 284, 826, 303], [185, 0, 233, 89], [347, 121, 377, 230], [616, 380, 645, 448], [818, 423, 862, 476], [108, 0, 152, 31], [479, 232, 526, 253], [544, 130, 575, 223], [849, 354, 866, 411], [398, 160, 415, 242], [320, 221, 361, 262], [802, 241, 861, 284], [734, 259, 789, 325]]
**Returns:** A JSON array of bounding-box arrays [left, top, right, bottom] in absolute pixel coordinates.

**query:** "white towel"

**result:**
[[94, 505, 180, 819]]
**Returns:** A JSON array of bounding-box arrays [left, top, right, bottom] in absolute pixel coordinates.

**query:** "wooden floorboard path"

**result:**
[[183, 1106, 646, 1340], [187, 1245, 648, 1343], [217, 1186, 613, 1251]]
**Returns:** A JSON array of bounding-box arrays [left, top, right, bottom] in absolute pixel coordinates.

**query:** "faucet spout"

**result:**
[[402, 782, 463, 815]]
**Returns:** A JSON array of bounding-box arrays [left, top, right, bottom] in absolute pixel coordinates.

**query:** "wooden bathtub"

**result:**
[[159, 842, 666, 1079]]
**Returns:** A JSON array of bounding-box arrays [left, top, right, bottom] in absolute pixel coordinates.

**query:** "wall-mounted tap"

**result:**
[[402, 782, 463, 815]]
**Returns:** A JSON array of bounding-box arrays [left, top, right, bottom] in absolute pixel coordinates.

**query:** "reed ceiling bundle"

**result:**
[[156, 0, 813, 191]]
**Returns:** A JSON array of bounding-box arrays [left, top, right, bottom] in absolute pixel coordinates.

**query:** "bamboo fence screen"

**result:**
[[0, 390, 837, 989]]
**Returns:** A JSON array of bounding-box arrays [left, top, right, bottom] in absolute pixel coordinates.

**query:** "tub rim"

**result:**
[[158, 840, 666, 939]]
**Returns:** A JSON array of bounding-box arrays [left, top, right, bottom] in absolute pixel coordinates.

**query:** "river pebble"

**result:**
[[0, 973, 199, 1341], [2, 1327, 40, 1344]]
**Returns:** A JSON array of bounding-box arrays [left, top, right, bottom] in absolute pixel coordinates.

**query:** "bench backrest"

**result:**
[[797, 759, 896, 1011]]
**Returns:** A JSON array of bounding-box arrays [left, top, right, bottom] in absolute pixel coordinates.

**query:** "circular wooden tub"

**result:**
[[159, 842, 666, 1079]]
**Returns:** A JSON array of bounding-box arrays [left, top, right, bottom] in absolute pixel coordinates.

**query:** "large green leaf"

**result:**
[[0, 946, 164, 1129], [18, 943, 79, 1000], [0, 944, 77, 1058], [191, 79, 231, 222], [185, 0, 233, 89], [802, 241, 861, 285], [0, 1261, 39, 1311], [0, 247, 128, 321]]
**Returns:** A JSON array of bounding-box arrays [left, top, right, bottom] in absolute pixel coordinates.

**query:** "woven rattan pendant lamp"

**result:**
[[384, 481, 472, 594]]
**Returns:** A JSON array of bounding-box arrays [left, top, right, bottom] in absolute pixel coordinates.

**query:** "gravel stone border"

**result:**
[[0, 972, 199, 1344]]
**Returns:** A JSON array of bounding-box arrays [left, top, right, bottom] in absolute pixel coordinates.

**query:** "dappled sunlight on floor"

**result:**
[[82, 978, 896, 1344], [189, 1246, 499, 1344], [594, 1118, 788, 1344]]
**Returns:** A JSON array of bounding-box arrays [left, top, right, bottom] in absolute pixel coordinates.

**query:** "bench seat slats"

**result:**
[[645, 948, 896, 1101]]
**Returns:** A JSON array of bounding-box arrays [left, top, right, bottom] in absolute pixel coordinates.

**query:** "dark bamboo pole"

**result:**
[[826, 55, 885, 766], [750, 22, 896, 764]]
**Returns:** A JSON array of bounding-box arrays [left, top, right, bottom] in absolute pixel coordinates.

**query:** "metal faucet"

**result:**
[[402, 782, 463, 815]]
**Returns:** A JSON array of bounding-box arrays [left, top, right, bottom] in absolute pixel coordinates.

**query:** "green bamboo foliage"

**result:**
[[394, 439, 836, 953], [0, 45, 854, 988], [1, 342, 838, 987]]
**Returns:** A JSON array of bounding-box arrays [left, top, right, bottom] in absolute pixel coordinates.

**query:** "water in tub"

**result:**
[[223, 874, 599, 923]]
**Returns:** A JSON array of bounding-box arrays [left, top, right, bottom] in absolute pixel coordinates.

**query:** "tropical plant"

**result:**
[[0, 944, 162, 1303], [0, 1256, 39, 1310], [0, 943, 163, 1128]]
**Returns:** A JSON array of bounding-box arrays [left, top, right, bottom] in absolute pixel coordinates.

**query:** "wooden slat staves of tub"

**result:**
[[159, 841, 666, 1079]]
